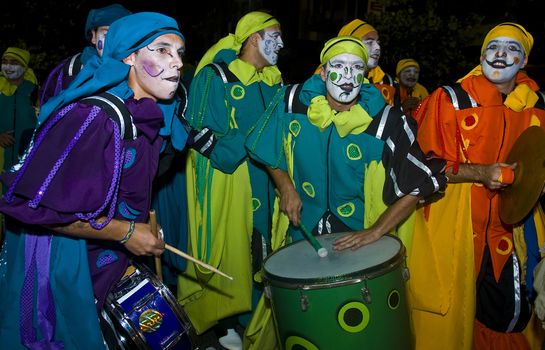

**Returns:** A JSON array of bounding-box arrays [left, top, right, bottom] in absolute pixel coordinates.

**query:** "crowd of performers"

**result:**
[[1, 3, 545, 350]]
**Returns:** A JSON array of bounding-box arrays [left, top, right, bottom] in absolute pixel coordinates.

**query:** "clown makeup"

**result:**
[[258, 25, 284, 66], [362, 31, 380, 69], [399, 66, 419, 88], [92, 26, 109, 57], [130, 33, 185, 101], [324, 53, 365, 103], [1, 59, 25, 81], [481, 36, 526, 84]]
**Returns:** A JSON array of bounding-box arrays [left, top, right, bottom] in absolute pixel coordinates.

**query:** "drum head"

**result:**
[[264, 233, 403, 286]]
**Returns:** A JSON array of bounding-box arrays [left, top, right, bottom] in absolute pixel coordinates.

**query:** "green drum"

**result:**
[[263, 233, 412, 350]]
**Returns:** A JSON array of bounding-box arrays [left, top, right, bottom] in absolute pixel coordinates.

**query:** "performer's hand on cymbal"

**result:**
[[123, 222, 165, 257], [481, 162, 516, 191]]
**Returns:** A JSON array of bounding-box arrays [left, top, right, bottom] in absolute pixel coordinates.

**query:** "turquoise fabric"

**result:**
[[152, 157, 189, 283], [0, 225, 104, 349], [246, 75, 386, 241], [84, 4, 131, 39], [186, 49, 281, 237], [0, 80, 37, 171]]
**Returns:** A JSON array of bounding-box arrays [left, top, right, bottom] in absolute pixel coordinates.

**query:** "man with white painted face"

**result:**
[[39, 3, 131, 105], [247, 35, 445, 269], [338, 19, 396, 105], [245, 38, 445, 347], [0, 47, 38, 174], [394, 58, 428, 118], [409, 22, 545, 350], [177, 10, 284, 349]]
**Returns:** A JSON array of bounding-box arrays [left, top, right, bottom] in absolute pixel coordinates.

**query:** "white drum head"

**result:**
[[264, 233, 403, 285]]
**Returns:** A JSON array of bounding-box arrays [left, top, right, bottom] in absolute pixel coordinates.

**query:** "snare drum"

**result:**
[[263, 233, 412, 350], [101, 262, 193, 350]]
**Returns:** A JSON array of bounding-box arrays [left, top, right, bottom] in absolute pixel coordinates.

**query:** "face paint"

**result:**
[[93, 26, 109, 57], [1, 59, 25, 80], [131, 33, 185, 100], [258, 24, 284, 66], [481, 36, 525, 84], [362, 31, 380, 69], [325, 53, 365, 103], [399, 66, 419, 88]]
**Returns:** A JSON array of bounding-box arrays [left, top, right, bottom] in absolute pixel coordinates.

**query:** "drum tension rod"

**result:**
[[361, 278, 372, 304], [299, 289, 309, 312]]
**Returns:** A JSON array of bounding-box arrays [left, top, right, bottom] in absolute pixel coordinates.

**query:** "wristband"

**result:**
[[119, 221, 136, 244]]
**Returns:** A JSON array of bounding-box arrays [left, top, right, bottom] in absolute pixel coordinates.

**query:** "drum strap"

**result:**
[[80, 92, 137, 140], [63, 52, 83, 78], [535, 90, 545, 110], [441, 84, 479, 110], [208, 62, 240, 83]]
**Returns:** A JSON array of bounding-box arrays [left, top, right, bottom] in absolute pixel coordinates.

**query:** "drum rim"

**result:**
[[263, 234, 406, 289], [103, 261, 196, 349]]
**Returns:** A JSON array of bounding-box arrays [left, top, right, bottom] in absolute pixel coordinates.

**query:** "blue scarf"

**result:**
[[37, 12, 188, 149]]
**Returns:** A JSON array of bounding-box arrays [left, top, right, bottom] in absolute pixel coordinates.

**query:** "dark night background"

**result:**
[[2, 0, 545, 90]]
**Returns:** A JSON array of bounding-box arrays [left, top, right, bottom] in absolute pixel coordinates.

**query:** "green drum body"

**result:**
[[263, 233, 412, 350]]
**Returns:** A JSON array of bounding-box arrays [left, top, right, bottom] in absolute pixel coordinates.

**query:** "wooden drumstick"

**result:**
[[164, 244, 234, 281], [149, 210, 164, 281]]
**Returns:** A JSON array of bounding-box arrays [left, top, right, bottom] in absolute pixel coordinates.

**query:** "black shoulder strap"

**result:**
[[383, 73, 395, 86], [63, 53, 83, 78], [80, 92, 136, 140], [535, 91, 545, 110], [208, 62, 239, 83], [441, 84, 478, 110], [284, 84, 307, 114]]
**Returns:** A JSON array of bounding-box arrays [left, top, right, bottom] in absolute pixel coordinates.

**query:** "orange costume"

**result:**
[[394, 58, 428, 117], [409, 70, 545, 350]]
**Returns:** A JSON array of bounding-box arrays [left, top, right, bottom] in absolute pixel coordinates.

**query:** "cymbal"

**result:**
[[499, 126, 545, 225]]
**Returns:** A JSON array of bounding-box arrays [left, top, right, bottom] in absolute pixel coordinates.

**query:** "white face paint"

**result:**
[[362, 31, 380, 69], [399, 66, 419, 88], [92, 26, 109, 57], [131, 33, 185, 100], [257, 24, 284, 66], [324, 53, 366, 103], [1, 59, 25, 80], [481, 36, 526, 84]]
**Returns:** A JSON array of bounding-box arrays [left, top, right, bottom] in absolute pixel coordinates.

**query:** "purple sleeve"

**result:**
[[0, 103, 119, 225], [39, 60, 67, 106]]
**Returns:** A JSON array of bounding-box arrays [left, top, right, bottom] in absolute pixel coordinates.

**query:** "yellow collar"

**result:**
[[228, 59, 282, 86], [307, 95, 373, 137]]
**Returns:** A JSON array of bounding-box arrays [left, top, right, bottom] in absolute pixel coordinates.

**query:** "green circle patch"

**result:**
[[231, 84, 245, 100], [338, 301, 370, 333]]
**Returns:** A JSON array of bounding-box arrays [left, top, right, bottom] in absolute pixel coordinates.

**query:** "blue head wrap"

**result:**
[[38, 12, 187, 148], [84, 4, 132, 41]]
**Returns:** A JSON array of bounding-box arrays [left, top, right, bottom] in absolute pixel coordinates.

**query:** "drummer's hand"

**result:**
[[0, 130, 15, 148], [123, 222, 165, 257], [332, 229, 383, 251], [279, 185, 302, 226], [480, 162, 515, 191]]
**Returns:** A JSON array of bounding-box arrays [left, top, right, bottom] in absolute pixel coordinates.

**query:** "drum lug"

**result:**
[[361, 278, 372, 304], [402, 267, 410, 282], [299, 290, 309, 312], [264, 285, 272, 299]]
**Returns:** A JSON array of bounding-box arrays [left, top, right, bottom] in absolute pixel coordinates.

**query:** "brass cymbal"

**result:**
[[499, 126, 545, 225]]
